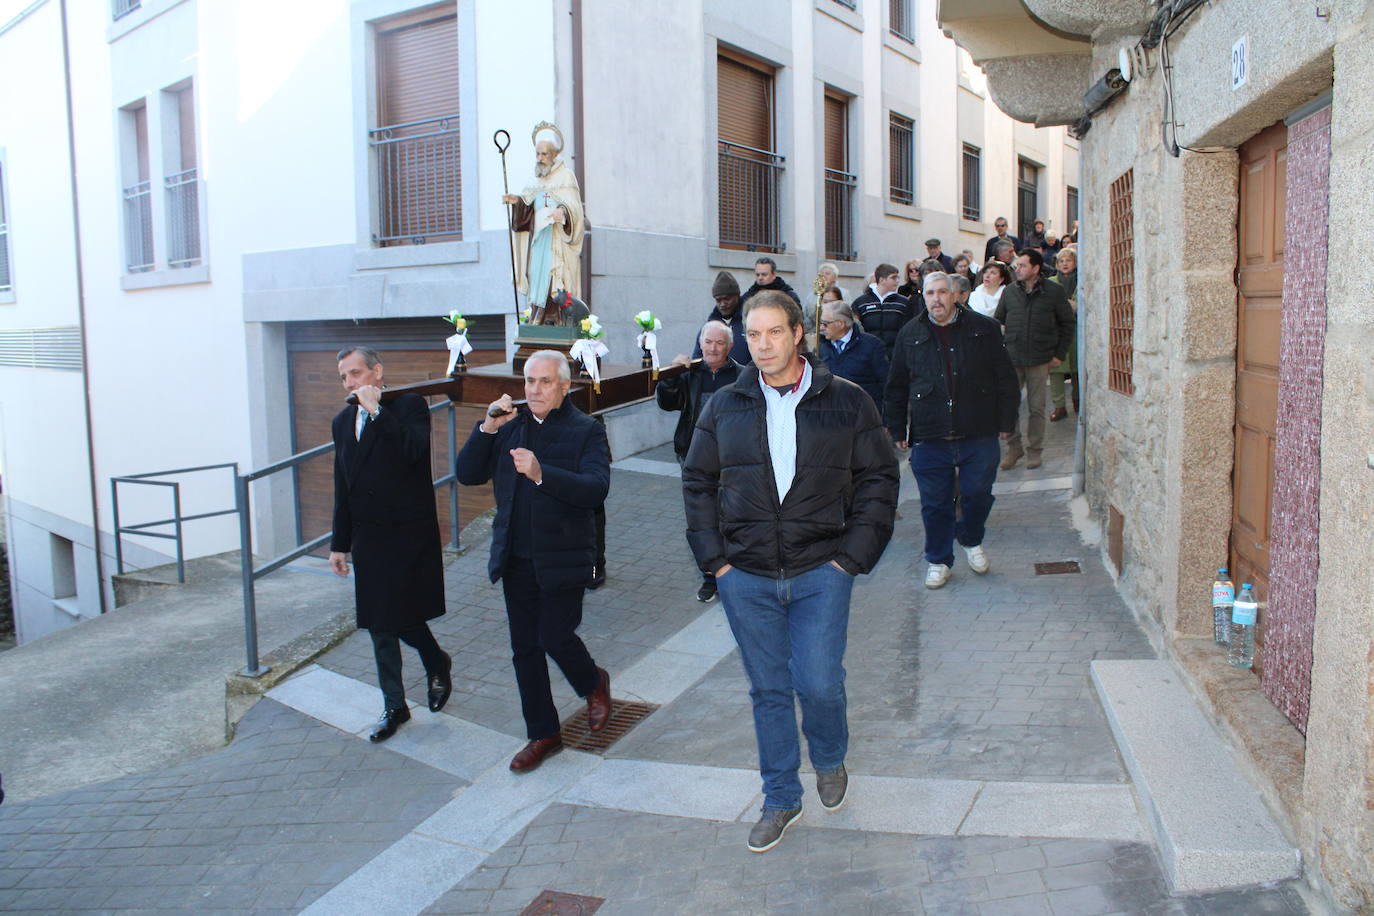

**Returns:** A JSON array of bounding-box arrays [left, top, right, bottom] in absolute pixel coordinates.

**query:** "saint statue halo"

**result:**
[[531, 121, 565, 152]]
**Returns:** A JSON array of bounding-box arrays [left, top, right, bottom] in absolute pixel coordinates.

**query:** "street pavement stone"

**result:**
[[319, 467, 704, 739], [0, 698, 462, 913], [420, 803, 1307, 916], [613, 484, 1151, 783]]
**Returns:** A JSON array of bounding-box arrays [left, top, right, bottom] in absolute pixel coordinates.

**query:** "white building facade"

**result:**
[[0, 0, 1077, 643]]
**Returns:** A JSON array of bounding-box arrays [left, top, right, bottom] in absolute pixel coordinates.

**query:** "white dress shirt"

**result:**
[[759, 359, 812, 505]]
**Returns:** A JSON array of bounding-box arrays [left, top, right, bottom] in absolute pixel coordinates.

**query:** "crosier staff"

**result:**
[[810, 271, 828, 354], [493, 130, 521, 323]]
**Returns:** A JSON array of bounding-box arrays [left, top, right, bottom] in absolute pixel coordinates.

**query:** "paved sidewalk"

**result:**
[[0, 413, 1314, 914]]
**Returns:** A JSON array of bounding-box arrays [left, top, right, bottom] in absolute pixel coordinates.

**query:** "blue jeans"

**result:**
[[910, 437, 1001, 566], [716, 563, 855, 810]]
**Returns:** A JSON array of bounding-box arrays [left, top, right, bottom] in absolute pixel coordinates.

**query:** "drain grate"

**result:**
[[560, 699, 658, 753], [1034, 560, 1082, 575], [519, 889, 605, 915]]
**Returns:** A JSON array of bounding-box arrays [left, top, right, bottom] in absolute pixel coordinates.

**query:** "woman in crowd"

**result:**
[[897, 259, 923, 299], [968, 259, 1008, 319], [1048, 246, 1079, 420], [953, 254, 975, 284]]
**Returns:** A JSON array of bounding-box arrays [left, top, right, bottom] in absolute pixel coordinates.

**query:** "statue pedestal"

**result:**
[[511, 324, 579, 374]]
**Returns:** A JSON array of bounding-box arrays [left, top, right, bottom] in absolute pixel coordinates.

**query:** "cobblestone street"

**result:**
[[0, 421, 1312, 914]]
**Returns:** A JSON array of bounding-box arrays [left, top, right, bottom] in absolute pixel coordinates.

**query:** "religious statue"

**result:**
[[501, 121, 585, 326]]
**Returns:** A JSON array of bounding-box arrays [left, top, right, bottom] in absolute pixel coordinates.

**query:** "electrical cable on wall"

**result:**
[[1158, 0, 1234, 157]]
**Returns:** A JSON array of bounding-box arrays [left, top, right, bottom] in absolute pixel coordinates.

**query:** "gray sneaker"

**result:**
[[747, 806, 802, 853], [816, 764, 848, 809]]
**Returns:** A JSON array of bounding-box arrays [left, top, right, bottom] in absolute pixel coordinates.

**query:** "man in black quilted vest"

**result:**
[[683, 291, 899, 852], [455, 350, 613, 774]]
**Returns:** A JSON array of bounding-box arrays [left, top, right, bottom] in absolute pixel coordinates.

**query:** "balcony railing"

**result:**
[[890, 0, 915, 42], [123, 180, 154, 273], [718, 140, 785, 253], [370, 115, 462, 246], [824, 168, 857, 262], [112, 0, 140, 20], [165, 168, 201, 268]]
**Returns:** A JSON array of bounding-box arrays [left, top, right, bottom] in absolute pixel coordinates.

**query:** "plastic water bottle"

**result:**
[[1228, 584, 1257, 668], [1211, 568, 1234, 645]]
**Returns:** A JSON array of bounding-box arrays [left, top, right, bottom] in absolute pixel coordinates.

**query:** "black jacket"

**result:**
[[656, 359, 743, 458], [740, 277, 803, 309], [331, 393, 444, 632], [682, 356, 898, 579], [819, 327, 889, 407], [852, 288, 914, 358], [884, 308, 1020, 442], [454, 401, 609, 590], [994, 277, 1076, 367], [690, 307, 751, 365], [984, 234, 1021, 262]]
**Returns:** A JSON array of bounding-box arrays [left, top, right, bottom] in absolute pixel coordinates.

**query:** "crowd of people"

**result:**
[[325, 216, 1078, 858], [659, 219, 1079, 596]]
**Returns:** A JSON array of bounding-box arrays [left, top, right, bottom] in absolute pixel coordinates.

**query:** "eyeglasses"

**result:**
[[819, 319, 844, 326]]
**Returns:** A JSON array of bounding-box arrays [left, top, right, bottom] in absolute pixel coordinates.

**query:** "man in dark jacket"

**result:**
[[683, 291, 898, 853], [739, 256, 803, 309], [994, 249, 1076, 470], [455, 350, 613, 774], [819, 300, 888, 407], [852, 262, 914, 358], [885, 274, 1020, 589], [330, 347, 452, 743], [924, 238, 955, 273], [983, 216, 1021, 263], [657, 320, 743, 602], [692, 271, 751, 365]]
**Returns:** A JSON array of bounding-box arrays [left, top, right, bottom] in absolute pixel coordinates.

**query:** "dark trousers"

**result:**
[[369, 623, 447, 710], [502, 557, 600, 740], [910, 436, 1001, 566], [594, 504, 607, 575]]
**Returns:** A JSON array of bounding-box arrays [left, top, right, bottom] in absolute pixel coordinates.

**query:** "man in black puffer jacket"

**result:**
[[851, 262, 914, 359], [683, 291, 898, 853], [886, 272, 1020, 591], [455, 350, 614, 775]]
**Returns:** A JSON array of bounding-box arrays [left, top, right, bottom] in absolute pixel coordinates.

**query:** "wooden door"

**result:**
[[289, 349, 501, 555], [1230, 121, 1286, 672]]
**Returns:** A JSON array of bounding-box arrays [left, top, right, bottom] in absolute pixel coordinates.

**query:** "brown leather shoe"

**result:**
[[1049, 407, 1068, 422], [1000, 448, 1024, 471], [587, 667, 612, 732], [1026, 453, 1043, 469], [510, 736, 563, 773]]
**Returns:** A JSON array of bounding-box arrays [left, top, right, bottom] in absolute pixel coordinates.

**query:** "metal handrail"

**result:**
[[235, 399, 462, 676], [824, 169, 858, 262], [718, 141, 786, 253], [112, 463, 239, 585]]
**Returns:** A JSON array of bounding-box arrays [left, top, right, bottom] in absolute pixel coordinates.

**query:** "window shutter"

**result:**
[[378, 13, 459, 128], [824, 94, 846, 172], [717, 55, 771, 152]]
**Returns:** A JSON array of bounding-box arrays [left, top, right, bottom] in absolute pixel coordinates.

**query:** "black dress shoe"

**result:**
[[427, 653, 453, 713], [369, 707, 411, 743], [509, 736, 563, 773]]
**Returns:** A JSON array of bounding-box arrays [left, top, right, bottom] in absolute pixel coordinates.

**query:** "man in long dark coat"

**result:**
[[329, 346, 451, 743], [455, 350, 613, 774]]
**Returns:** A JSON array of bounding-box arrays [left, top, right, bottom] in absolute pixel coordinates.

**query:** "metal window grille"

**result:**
[[890, 0, 915, 42], [1108, 170, 1135, 395], [824, 168, 857, 261], [0, 163, 10, 293], [962, 144, 981, 221], [888, 114, 914, 205], [0, 327, 82, 371], [164, 168, 201, 268], [1067, 185, 1080, 228], [370, 114, 462, 246], [718, 140, 784, 253], [123, 180, 154, 273], [112, 0, 140, 20], [832, 0, 857, 8]]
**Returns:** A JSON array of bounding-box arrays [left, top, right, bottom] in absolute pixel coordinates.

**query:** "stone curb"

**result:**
[[223, 511, 494, 739]]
